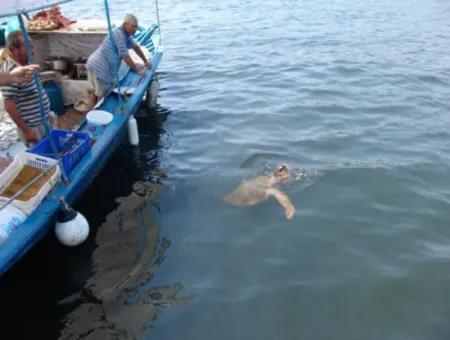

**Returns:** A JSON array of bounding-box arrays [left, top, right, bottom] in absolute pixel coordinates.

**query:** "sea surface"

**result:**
[[3, 0, 450, 339]]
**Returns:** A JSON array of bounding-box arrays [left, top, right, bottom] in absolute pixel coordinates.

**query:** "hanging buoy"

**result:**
[[55, 198, 89, 247], [128, 115, 139, 146], [145, 75, 159, 109]]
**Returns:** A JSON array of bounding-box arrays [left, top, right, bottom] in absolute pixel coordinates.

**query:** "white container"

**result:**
[[128, 116, 139, 146], [52, 59, 68, 72], [86, 110, 113, 137], [86, 110, 113, 126], [0, 205, 26, 244], [0, 152, 61, 215]]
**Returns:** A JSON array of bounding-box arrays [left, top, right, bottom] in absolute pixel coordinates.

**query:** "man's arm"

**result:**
[[4, 99, 37, 142], [113, 29, 145, 77], [0, 65, 40, 85], [122, 55, 142, 76], [132, 45, 152, 69], [0, 72, 17, 85]]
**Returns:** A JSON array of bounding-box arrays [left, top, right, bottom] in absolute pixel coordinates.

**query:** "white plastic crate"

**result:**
[[0, 152, 61, 215]]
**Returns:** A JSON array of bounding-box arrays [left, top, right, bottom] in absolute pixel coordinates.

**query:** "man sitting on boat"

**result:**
[[86, 14, 152, 109], [0, 31, 52, 146]]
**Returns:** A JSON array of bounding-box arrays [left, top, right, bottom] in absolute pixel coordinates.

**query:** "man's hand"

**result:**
[[144, 60, 152, 69], [10, 64, 40, 84], [24, 129, 38, 143], [138, 69, 146, 79]]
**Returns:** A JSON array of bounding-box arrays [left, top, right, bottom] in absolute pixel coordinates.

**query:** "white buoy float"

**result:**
[[145, 75, 159, 109], [128, 115, 139, 146], [55, 198, 89, 247]]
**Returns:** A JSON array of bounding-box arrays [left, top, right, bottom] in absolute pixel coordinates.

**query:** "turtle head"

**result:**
[[273, 163, 290, 182]]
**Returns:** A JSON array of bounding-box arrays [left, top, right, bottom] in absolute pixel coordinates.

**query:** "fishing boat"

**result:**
[[0, 0, 163, 276]]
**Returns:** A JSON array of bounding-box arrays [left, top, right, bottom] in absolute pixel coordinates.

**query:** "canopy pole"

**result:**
[[16, 14, 69, 182], [103, 0, 124, 114], [155, 0, 162, 43]]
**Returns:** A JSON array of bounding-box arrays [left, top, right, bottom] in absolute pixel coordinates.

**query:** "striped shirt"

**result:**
[[86, 26, 136, 85], [0, 58, 50, 127]]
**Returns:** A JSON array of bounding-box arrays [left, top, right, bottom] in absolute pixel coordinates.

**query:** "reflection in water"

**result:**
[[59, 181, 185, 339], [57, 99, 184, 339]]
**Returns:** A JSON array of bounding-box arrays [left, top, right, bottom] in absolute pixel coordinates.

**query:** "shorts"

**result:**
[[87, 70, 111, 97]]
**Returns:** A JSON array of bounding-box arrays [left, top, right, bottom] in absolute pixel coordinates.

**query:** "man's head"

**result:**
[[123, 14, 138, 36], [6, 31, 28, 65]]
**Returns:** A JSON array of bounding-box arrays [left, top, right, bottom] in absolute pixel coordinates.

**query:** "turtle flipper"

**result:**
[[268, 188, 295, 219]]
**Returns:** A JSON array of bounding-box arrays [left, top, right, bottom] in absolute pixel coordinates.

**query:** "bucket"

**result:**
[[43, 80, 64, 116], [86, 110, 113, 137]]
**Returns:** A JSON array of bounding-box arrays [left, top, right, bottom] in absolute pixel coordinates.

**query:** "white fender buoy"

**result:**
[[55, 199, 89, 247], [128, 115, 139, 146], [145, 75, 159, 109]]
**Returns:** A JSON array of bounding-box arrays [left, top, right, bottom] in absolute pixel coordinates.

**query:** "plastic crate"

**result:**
[[30, 129, 91, 175], [0, 152, 61, 215]]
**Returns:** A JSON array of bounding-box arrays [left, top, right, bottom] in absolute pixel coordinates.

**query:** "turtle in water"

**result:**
[[224, 164, 296, 219]]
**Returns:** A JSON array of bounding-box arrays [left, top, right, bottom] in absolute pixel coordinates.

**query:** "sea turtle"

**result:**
[[224, 164, 295, 219]]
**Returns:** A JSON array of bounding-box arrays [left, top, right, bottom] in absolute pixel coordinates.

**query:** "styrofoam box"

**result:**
[[0, 152, 61, 215]]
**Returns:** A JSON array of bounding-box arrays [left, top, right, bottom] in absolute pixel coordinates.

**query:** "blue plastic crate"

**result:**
[[29, 129, 91, 175]]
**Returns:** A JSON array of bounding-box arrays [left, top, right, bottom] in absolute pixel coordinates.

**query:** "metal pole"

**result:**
[[103, 0, 124, 113], [155, 0, 162, 43], [16, 14, 69, 182]]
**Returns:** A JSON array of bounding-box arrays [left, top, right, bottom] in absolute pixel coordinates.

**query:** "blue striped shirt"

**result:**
[[0, 58, 50, 127], [86, 26, 136, 85]]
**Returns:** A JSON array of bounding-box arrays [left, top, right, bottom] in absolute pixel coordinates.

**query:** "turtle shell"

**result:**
[[224, 176, 272, 206]]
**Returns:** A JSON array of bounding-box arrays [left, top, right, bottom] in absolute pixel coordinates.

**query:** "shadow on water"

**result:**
[[0, 101, 179, 339]]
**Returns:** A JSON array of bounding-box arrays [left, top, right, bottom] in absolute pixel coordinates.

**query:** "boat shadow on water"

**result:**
[[58, 181, 191, 340], [58, 111, 192, 339], [1, 107, 187, 339]]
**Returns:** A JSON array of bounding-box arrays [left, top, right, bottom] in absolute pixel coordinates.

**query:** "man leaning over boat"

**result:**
[[0, 31, 52, 147], [86, 14, 152, 110]]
